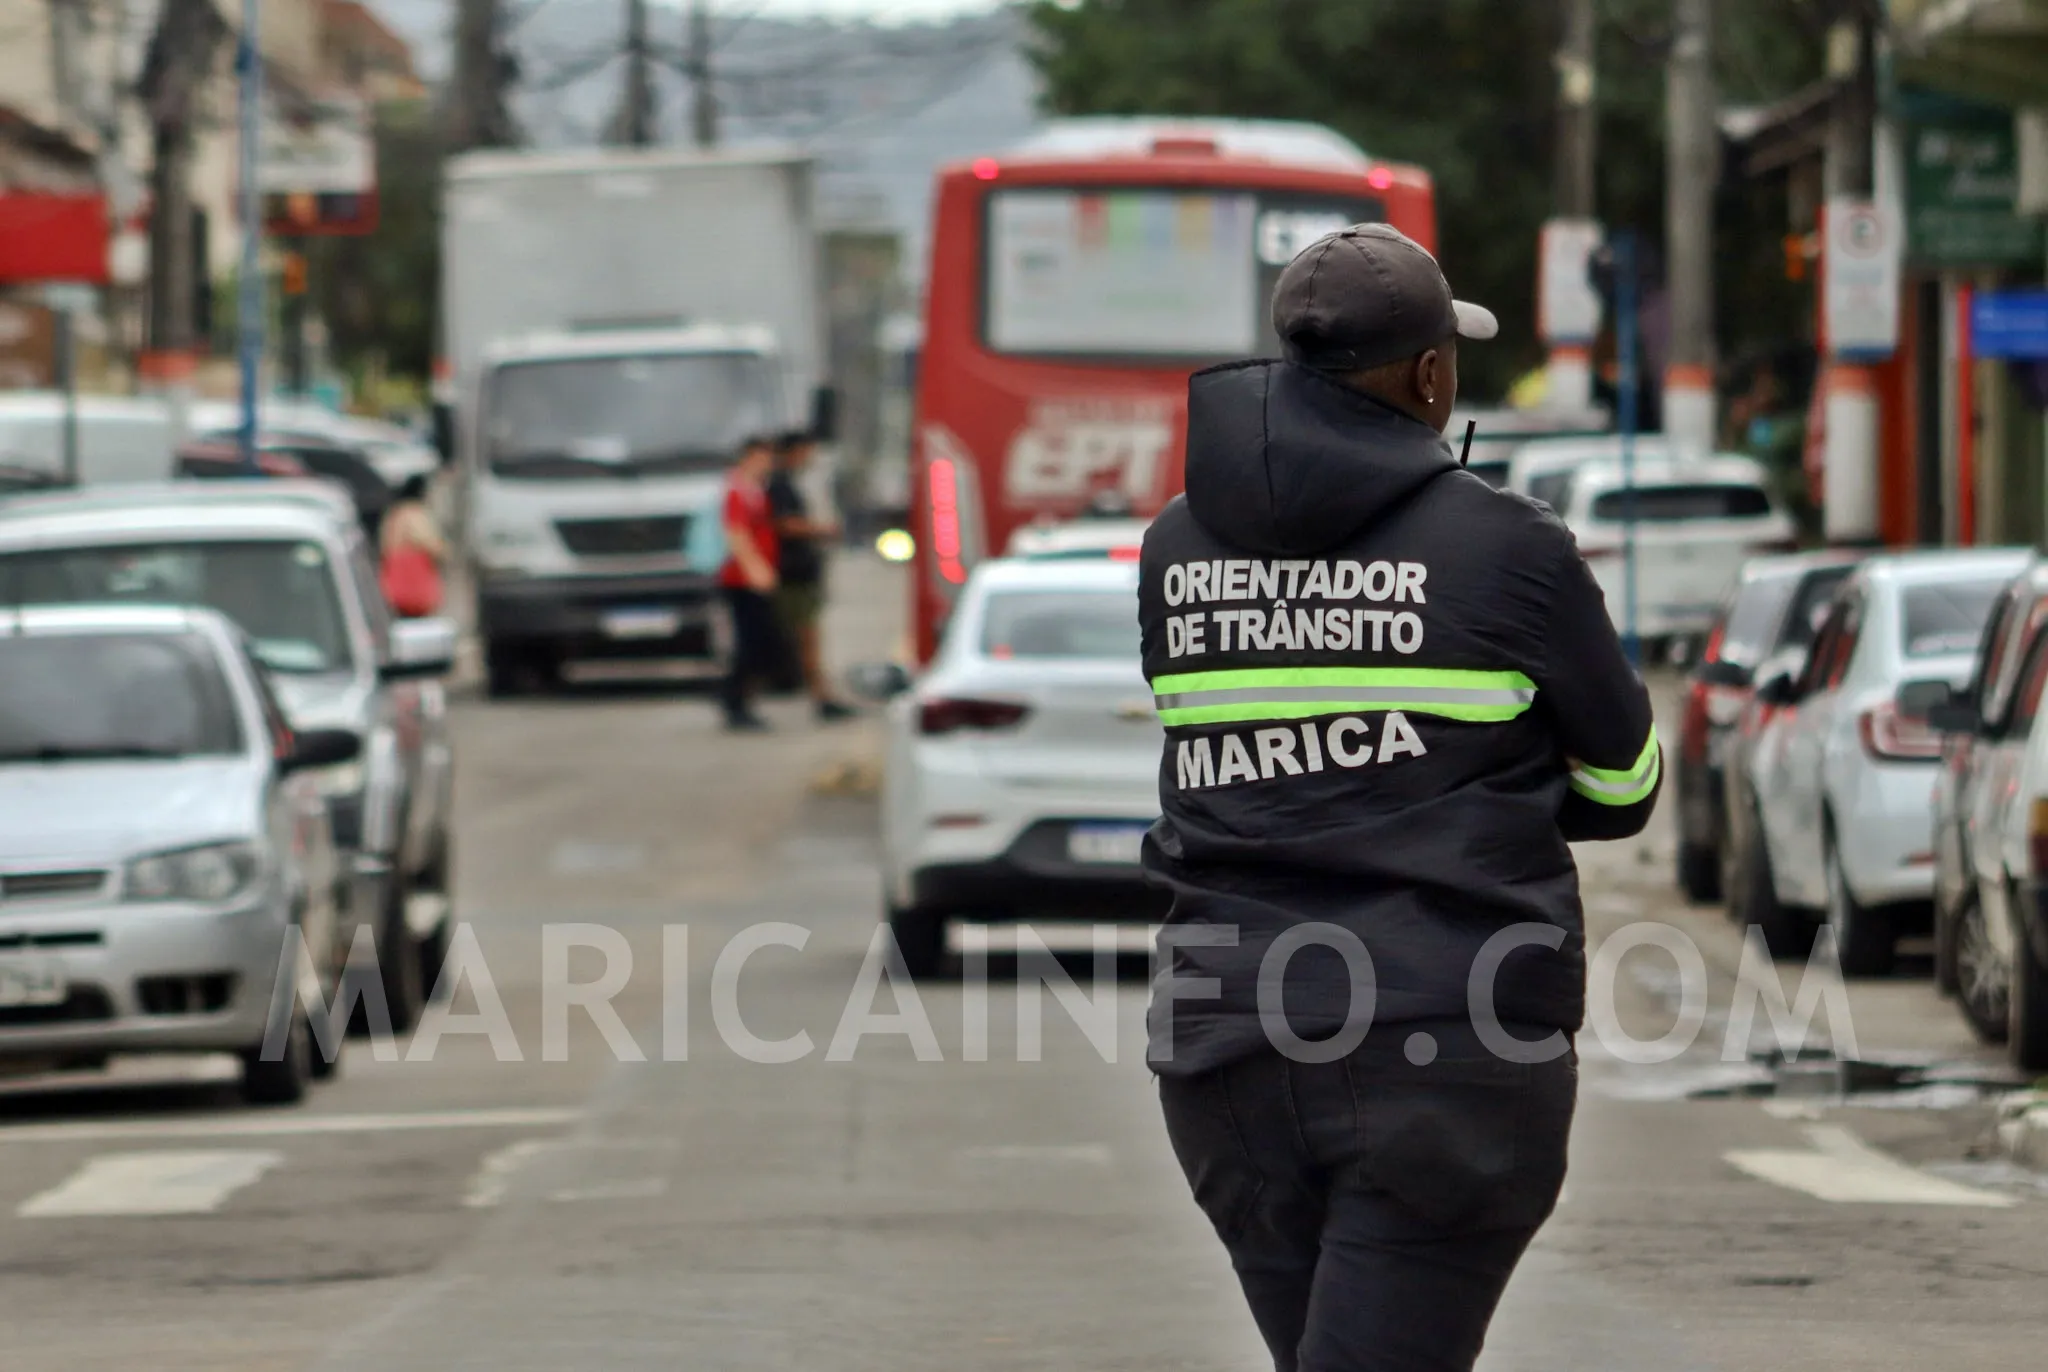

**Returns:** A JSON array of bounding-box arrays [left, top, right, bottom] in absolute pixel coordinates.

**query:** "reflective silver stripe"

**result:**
[[1153, 685, 1538, 711]]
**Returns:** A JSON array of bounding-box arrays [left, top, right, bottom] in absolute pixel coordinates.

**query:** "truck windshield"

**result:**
[[485, 353, 780, 477]]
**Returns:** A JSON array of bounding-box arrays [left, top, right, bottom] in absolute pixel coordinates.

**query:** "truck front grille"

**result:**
[[554, 515, 691, 557]]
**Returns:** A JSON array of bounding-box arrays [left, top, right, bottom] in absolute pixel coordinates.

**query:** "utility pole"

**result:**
[[1820, 1, 1884, 544], [235, 0, 263, 467], [610, 0, 657, 146], [450, 0, 518, 152], [1663, 0, 1718, 455], [1542, 0, 1599, 413], [137, 0, 227, 398], [687, 0, 718, 149]]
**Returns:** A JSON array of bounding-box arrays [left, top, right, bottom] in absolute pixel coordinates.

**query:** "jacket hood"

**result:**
[[1182, 360, 1457, 556]]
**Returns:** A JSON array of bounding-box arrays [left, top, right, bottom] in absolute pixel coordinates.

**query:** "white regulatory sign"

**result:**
[[1824, 196, 1900, 359]]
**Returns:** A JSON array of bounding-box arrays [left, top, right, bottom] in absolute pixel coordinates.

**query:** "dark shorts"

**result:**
[[773, 580, 824, 631]]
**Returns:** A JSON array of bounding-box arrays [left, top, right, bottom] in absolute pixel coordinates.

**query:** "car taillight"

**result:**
[[1858, 701, 1943, 761], [2030, 799, 2048, 879], [1682, 681, 1712, 762], [918, 697, 1030, 736]]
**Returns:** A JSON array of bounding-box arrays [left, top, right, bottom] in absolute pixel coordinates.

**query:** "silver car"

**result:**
[[0, 605, 359, 1102], [0, 482, 457, 1032]]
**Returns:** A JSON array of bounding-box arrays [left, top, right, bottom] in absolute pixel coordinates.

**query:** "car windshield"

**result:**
[[1777, 566, 1854, 653], [0, 632, 243, 761], [1719, 575, 1798, 669], [0, 539, 354, 675], [1902, 578, 2010, 659], [486, 353, 782, 477], [1588, 483, 1773, 521], [980, 590, 1138, 660]]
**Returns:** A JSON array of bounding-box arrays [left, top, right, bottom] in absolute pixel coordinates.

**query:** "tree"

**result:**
[[1027, 0, 1825, 401], [309, 100, 441, 384]]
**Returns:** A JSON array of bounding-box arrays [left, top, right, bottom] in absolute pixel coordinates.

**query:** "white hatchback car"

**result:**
[[876, 555, 1163, 973], [0, 604, 359, 1102], [1741, 549, 2028, 974], [1554, 455, 1794, 644]]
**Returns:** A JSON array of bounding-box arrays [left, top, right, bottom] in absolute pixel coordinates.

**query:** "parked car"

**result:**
[[177, 434, 392, 547], [870, 554, 1166, 975], [0, 604, 359, 1102], [0, 482, 457, 1031], [1730, 550, 2027, 971], [1450, 406, 1608, 490], [186, 400, 441, 489], [0, 392, 178, 487], [1505, 434, 1675, 510], [1553, 455, 1794, 649], [1674, 551, 1861, 901], [1927, 557, 2048, 1061]]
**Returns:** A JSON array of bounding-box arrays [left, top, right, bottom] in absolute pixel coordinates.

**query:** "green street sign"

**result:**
[[1905, 108, 2045, 267]]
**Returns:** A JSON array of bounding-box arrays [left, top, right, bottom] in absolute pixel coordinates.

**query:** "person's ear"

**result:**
[[1414, 348, 1442, 407]]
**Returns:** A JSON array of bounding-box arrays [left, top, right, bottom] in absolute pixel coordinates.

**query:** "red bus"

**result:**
[[908, 117, 1437, 661]]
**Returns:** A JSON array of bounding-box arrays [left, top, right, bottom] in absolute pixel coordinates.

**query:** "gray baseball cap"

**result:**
[[1271, 223, 1499, 372]]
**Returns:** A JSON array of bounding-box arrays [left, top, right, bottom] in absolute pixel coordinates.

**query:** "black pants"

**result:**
[[1157, 1020, 1576, 1372], [719, 586, 783, 722]]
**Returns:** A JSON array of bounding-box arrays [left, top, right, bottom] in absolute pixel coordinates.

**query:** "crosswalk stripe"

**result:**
[[1724, 1124, 2015, 1207], [18, 1150, 282, 1217]]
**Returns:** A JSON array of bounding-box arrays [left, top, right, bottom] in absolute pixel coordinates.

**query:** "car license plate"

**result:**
[[601, 607, 682, 640], [0, 960, 67, 1008], [1067, 823, 1148, 865]]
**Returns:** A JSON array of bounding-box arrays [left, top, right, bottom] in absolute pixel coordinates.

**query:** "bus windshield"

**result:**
[[984, 188, 1385, 361]]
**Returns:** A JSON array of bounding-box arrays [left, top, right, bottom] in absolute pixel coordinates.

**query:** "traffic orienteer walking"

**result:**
[[1139, 224, 1661, 1372]]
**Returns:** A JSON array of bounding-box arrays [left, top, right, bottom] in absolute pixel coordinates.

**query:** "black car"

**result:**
[[180, 432, 392, 548], [1674, 550, 1860, 902]]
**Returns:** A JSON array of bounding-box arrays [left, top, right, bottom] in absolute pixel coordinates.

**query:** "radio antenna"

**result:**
[[1458, 419, 1476, 468]]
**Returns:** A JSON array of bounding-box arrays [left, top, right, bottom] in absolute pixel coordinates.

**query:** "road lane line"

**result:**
[[18, 1149, 282, 1217], [1724, 1124, 2015, 1207], [0, 1106, 582, 1146], [463, 1138, 559, 1209]]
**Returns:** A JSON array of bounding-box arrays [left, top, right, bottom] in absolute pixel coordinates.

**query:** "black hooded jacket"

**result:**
[[1139, 360, 1660, 1076]]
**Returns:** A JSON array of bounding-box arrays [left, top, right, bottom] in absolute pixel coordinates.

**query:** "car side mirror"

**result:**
[[383, 616, 458, 679], [847, 661, 912, 702], [283, 727, 361, 774], [1753, 670, 1798, 708]]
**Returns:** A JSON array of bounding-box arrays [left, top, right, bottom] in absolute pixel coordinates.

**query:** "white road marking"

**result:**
[[548, 841, 645, 874], [548, 1178, 668, 1203], [464, 1138, 558, 1209], [0, 1106, 581, 1146], [1725, 1124, 2015, 1207], [958, 1143, 1114, 1167], [952, 924, 1159, 956], [18, 1149, 282, 1217]]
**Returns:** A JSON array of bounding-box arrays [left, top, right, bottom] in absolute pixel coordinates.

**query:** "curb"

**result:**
[[1996, 1091, 2048, 1169]]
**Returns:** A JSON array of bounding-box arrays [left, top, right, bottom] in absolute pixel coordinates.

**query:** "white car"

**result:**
[[1506, 434, 1674, 510], [0, 604, 360, 1102], [186, 400, 441, 489], [876, 556, 1162, 974], [1005, 517, 1150, 560], [1740, 550, 2028, 974], [1554, 455, 1793, 644]]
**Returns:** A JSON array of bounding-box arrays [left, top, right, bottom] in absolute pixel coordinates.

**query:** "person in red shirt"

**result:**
[[718, 435, 784, 731]]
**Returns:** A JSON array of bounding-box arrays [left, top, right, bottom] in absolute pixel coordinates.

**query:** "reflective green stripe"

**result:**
[[1150, 666, 1537, 726], [1569, 729, 1662, 805]]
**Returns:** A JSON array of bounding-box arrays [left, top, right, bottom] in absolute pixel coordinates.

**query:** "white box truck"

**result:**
[[440, 146, 832, 695]]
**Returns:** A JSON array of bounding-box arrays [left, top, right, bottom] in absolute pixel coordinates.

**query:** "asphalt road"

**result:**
[[2, 555, 2046, 1370]]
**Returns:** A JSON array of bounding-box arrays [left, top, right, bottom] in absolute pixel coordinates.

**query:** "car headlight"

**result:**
[[123, 841, 264, 904]]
